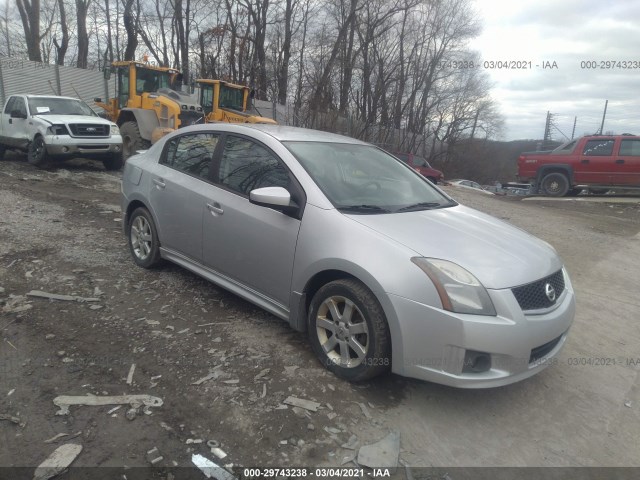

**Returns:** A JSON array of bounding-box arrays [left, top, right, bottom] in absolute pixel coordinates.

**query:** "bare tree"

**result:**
[[52, 0, 69, 64], [122, 0, 138, 60], [16, 0, 43, 61]]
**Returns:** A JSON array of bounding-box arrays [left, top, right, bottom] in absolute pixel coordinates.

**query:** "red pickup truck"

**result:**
[[517, 134, 640, 196]]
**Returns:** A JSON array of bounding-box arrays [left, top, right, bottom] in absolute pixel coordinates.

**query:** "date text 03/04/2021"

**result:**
[[241, 468, 392, 478]]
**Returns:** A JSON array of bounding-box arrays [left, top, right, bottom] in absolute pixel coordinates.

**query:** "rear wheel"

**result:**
[[127, 207, 162, 268], [27, 135, 51, 168], [120, 121, 151, 160], [308, 279, 391, 382], [589, 188, 609, 195], [540, 172, 570, 197], [103, 151, 124, 170]]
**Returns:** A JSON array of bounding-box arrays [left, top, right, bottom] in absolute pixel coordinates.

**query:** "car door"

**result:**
[[149, 132, 220, 261], [202, 135, 303, 307], [2, 96, 29, 148], [611, 138, 640, 186], [575, 138, 615, 184]]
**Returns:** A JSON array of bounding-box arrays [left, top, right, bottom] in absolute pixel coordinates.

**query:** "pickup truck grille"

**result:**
[[512, 269, 565, 311], [68, 124, 110, 137]]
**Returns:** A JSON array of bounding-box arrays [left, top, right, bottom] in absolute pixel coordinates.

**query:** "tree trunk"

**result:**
[[123, 0, 138, 60], [16, 0, 42, 61], [76, 0, 91, 68], [53, 0, 69, 65]]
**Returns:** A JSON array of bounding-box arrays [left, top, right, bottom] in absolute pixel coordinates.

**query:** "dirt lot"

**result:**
[[1, 154, 639, 477]]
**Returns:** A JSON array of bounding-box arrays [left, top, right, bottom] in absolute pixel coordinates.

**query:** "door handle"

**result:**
[[615, 159, 625, 164], [152, 178, 166, 189], [207, 203, 224, 215], [580, 159, 589, 164]]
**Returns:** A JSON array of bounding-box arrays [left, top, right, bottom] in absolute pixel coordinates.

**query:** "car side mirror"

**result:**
[[10, 109, 26, 119], [249, 186, 299, 216]]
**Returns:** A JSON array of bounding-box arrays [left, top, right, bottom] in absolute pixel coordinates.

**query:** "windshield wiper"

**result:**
[[337, 204, 391, 214], [396, 201, 448, 212]]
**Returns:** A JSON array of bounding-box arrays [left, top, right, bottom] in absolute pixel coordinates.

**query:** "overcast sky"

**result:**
[[472, 0, 640, 141]]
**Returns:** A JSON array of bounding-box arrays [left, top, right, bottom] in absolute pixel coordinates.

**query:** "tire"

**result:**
[[0, 144, 6, 160], [103, 151, 124, 171], [540, 172, 570, 197], [127, 207, 162, 268], [428, 177, 437, 184], [120, 121, 151, 160], [308, 279, 391, 382], [27, 135, 51, 168], [589, 188, 609, 195]]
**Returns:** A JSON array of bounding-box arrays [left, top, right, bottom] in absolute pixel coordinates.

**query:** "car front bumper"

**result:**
[[45, 134, 123, 158], [388, 274, 576, 388]]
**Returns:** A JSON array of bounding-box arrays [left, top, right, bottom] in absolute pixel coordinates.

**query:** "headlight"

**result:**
[[411, 257, 497, 316], [46, 125, 69, 135], [110, 124, 120, 136]]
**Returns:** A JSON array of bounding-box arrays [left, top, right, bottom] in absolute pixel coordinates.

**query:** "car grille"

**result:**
[[530, 334, 563, 363], [68, 124, 110, 137], [512, 269, 565, 311]]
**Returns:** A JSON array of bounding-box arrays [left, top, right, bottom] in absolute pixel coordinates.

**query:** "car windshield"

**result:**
[[28, 97, 97, 116], [284, 142, 456, 213]]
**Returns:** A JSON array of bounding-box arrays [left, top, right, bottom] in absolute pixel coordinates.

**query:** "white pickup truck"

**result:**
[[0, 94, 124, 170]]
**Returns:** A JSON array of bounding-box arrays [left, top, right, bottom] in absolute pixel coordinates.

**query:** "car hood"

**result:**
[[33, 114, 110, 125], [346, 205, 562, 289]]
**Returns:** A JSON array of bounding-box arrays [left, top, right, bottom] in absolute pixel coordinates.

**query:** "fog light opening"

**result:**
[[62, 146, 69, 153], [463, 350, 492, 373]]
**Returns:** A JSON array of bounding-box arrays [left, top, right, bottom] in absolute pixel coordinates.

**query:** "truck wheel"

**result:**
[[0, 145, 5, 160], [103, 152, 124, 171], [308, 279, 391, 382], [27, 135, 51, 168], [589, 188, 609, 195], [428, 176, 437, 184], [540, 172, 569, 197], [120, 121, 151, 160]]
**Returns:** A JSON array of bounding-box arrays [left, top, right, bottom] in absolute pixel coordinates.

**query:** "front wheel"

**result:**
[[308, 279, 391, 382], [27, 135, 51, 168], [540, 172, 570, 197], [103, 151, 124, 171], [127, 207, 162, 268], [120, 121, 151, 160]]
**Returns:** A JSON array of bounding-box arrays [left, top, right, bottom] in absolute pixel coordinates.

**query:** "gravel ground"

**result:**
[[1, 154, 639, 478]]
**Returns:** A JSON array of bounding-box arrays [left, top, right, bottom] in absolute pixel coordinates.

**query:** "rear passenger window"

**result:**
[[161, 133, 219, 180], [217, 136, 290, 195], [582, 139, 614, 156], [4, 97, 16, 114], [619, 139, 640, 156]]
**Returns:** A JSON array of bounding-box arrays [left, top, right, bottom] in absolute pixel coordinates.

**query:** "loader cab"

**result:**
[[198, 80, 248, 117], [113, 62, 175, 109]]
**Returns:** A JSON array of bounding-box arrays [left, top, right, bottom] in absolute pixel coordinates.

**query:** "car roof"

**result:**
[[175, 123, 371, 145], [22, 95, 82, 101]]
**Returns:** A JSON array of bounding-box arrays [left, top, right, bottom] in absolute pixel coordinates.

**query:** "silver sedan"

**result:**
[[121, 124, 575, 387]]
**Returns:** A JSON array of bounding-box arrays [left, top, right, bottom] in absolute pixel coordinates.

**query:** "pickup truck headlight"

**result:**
[[411, 257, 497, 316], [110, 124, 120, 136], [46, 125, 69, 135]]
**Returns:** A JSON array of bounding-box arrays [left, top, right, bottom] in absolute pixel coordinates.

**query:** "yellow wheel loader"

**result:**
[[197, 79, 277, 125], [95, 61, 204, 159]]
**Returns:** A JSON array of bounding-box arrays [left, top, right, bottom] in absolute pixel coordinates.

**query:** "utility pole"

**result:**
[[571, 116, 577, 139], [598, 100, 608, 135], [543, 111, 556, 149]]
